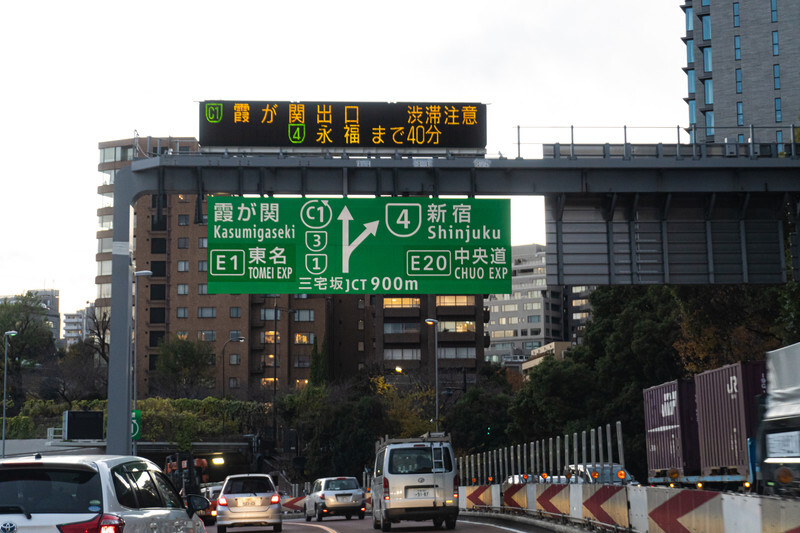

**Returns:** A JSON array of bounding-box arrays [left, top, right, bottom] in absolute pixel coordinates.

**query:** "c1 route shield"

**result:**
[[207, 197, 511, 295]]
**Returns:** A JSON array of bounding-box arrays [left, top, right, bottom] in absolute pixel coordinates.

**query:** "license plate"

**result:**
[[336, 494, 350, 502], [410, 489, 430, 498], [239, 497, 257, 506]]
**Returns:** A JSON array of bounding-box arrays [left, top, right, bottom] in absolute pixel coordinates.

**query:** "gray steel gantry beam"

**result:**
[[106, 152, 800, 454]]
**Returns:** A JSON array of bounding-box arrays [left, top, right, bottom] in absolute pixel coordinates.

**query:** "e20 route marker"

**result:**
[[208, 197, 511, 295]]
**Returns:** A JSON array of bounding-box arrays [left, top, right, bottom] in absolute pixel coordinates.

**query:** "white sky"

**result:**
[[0, 0, 687, 320]]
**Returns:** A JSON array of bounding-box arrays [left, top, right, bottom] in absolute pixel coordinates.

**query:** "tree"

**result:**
[[149, 337, 215, 399], [38, 341, 106, 407], [85, 306, 111, 364], [0, 292, 56, 415], [309, 337, 328, 386]]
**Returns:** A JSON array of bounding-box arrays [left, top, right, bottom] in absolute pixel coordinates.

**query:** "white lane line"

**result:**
[[461, 518, 532, 533], [288, 521, 339, 533]]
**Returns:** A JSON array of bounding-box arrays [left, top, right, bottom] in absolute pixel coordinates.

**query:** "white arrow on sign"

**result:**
[[338, 206, 379, 273]]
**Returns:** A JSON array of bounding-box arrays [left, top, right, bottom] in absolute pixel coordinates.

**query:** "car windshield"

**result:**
[[324, 479, 359, 491], [225, 477, 273, 494], [389, 448, 434, 474], [0, 467, 102, 514]]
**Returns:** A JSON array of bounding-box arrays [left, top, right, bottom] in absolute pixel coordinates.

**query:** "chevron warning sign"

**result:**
[[466, 485, 492, 509], [582, 485, 627, 527], [648, 489, 721, 533], [536, 484, 570, 515], [281, 495, 305, 512], [503, 483, 527, 509]]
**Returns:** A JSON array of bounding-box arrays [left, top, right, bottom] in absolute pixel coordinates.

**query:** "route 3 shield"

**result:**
[[305, 231, 328, 252], [385, 203, 422, 237]]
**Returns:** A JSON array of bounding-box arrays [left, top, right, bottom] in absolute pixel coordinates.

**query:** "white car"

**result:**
[[0, 453, 209, 533], [216, 473, 282, 533], [304, 476, 366, 521]]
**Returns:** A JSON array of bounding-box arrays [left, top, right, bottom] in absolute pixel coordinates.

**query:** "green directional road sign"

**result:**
[[208, 197, 511, 294]]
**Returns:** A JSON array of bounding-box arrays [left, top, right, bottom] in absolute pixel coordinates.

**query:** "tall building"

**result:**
[[683, 0, 799, 145], [63, 307, 90, 347], [484, 245, 565, 370]]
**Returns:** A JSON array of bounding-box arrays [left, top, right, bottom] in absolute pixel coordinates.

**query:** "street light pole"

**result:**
[[272, 303, 293, 449], [425, 318, 439, 432], [221, 336, 245, 434], [132, 270, 152, 455], [3, 330, 18, 458]]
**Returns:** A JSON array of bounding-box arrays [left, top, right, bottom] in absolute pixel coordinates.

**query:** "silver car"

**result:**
[[0, 454, 208, 533], [216, 473, 282, 533], [304, 476, 366, 521]]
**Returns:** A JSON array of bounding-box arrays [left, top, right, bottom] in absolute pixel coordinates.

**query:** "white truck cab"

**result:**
[[371, 432, 459, 531]]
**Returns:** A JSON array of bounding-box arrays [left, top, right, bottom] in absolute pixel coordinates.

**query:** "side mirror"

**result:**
[[186, 494, 211, 517]]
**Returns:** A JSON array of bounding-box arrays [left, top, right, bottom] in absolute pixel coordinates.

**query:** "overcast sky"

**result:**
[[0, 1, 686, 319]]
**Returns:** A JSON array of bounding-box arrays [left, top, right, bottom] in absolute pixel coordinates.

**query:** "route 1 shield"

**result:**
[[306, 253, 327, 275], [385, 203, 422, 237]]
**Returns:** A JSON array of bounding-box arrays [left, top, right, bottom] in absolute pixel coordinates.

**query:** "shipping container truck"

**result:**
[[643, 361, 766, 490], [758, 342, 800, 495]]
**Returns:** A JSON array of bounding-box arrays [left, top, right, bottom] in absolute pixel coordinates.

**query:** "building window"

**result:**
[[733, 2, 739, 26], [294, 332, 315, 345], [687, 39, 694, 63], [178, 214, 189, 226], [735, 68, 742, 93], [773, 31, 779, 55], [703, 47, 712, 72], [383, 297, 420, 308], [436, 295, 474, 306], [705, 111, 715, 137], [296, 379, 309, 390], [738, 134, 745, 143], [230, 306, 241, 318], [685, 7, 693, 31], [177, 307, 188, 318], [263, 331, 280, 344], [771, 0, 778, 22], [701, 16, 711, 40], [198, 330, 216, 342], [198, 284, 208, 295], [383, 348, 420, 361], [384, 322, 420, 334], [687, 69, 695, 94], [773, 64, 780, 89], [689, 100, 697, 126], [294, 309, 314, 321], [439, 320, 476, 333], [737, 102, 744, 126], [177, 238, 189, 249], [777, 131, 784, 152], [229, 330, 242, 341], [177, 284, 188, 295], [358, 341, 365, 352], [527, 315, 541, 323], [704, 79, 713, 105], [198, 307, 216, 318], [176, 331, 188, 340], [775, 98, 782, 122], [198, 237, 208, 249], [228, 377, 239, 389], [198, 261, 208, 272], [261, 308, 280, 321], [229, 353, 241, 365], [701, 0, 709, 6], [440, 347, 476, 359], [734, 35, 741, 60], [177, 261, 189, 272]]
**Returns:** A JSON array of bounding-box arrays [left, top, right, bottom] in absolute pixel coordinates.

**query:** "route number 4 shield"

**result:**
[[386, 203, 422, 237]]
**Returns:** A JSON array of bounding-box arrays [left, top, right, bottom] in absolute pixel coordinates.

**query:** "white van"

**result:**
[[371, 432, 459, 531]]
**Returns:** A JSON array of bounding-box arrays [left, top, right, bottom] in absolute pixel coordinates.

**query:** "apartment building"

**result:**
[[683, 0, 799, 145]]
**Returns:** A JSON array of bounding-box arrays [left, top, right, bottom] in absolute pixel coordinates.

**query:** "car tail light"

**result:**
[[218, 495, 228, 506], [271, 493, 281, 505], [383, 478, 390, 501], [319, 493, 325, 500], [453, 474, 459, 499], [58, 514, 125, 533]]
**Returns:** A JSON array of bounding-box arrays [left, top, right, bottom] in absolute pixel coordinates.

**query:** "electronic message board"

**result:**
[[199, 101, 486, 150], [207, 197, 510, 295]]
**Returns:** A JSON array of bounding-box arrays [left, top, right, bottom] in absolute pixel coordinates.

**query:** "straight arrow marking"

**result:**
[[338, 206, 379, 273]]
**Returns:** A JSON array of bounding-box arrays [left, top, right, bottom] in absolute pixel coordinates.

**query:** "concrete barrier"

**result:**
[[459, 482, 800, 532]]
